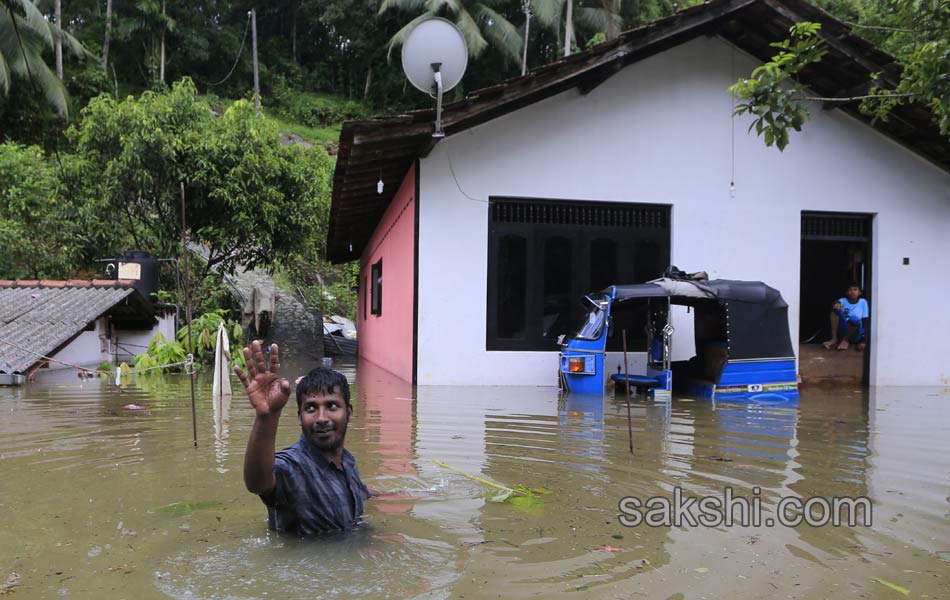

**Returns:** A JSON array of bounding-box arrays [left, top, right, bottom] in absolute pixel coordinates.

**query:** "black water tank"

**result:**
[[116, 250, 160, 301]]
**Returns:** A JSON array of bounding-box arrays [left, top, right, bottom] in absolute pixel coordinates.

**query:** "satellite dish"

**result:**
[[401, 17, 468, 138]]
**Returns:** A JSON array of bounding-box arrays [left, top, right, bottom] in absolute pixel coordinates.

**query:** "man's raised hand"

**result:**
[[234, 341, 291, 416]]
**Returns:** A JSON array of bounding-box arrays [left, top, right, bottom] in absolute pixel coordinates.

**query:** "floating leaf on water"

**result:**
[[433, 461, 525, 496], [434, 460, 547, 510], [870, 577, 909, 596], [611, 533, 624, 539], [157, 500, 225, 516]]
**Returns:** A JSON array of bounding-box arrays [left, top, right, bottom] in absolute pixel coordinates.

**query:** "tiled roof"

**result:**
[[0, 280, 143, 374]]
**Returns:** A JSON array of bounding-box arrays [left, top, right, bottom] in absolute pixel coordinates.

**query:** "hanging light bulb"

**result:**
[[377, 174, 384, 195]]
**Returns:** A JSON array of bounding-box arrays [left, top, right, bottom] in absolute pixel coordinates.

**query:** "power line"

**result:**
[[204, 12, 252, 87]]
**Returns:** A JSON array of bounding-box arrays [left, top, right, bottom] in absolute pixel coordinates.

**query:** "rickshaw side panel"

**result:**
[[713, 359, 799, 403]]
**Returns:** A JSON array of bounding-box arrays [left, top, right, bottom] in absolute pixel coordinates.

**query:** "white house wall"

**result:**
[[417, 35, 950, 386], [47, 312, 178, 371]]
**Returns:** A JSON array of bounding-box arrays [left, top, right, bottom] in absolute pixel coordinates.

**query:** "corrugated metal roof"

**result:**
[[0, 281, 140, 374]]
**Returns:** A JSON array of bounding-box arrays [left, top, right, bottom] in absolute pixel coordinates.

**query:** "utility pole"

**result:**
[[250, 8, 260, 116], [521, 0, 531, 76], [102, 0, 113, 71], [55, 0, 63, 80], [160, 0, 166, 83], [564, 0, 573, 58]]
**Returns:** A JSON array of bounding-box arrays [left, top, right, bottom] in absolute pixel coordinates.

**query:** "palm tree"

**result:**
[[1, 0, 85, 117], [379, 0, 525, 67], [530, 0, 620, 57]]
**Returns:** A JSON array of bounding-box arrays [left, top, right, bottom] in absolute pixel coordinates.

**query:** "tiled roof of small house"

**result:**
[[0, 280, 151, 374]]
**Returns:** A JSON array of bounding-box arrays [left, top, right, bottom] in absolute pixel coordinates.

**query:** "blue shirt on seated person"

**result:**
[[824, 284, 869, 351]]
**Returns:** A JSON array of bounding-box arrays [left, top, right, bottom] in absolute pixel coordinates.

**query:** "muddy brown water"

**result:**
[[1, 358, 948, 599]]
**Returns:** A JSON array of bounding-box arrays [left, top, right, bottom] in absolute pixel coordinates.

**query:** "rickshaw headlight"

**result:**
[[569, 357, 586, 373]]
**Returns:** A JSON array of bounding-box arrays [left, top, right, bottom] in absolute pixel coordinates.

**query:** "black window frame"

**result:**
[[486, 198, 670, 352], [370, 259, 383, 316]]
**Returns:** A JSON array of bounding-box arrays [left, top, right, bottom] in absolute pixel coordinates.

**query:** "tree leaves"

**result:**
[[67, 78, 333, 278], [729, 22, 826, 151]]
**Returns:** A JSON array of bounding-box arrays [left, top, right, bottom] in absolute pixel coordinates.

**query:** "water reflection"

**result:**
[[1, 365, 948, 599], [212, 392, 231, 474]]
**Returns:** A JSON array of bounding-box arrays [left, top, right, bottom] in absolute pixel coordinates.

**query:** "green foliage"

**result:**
[[176, 309, 246, 368], [732, 5, 950, 150], [0, 143, 80, 278], [858, 0, 950, 137], [585, 32, 607, 50], [729, 22, 826, 151], [434, 460, 552, 512], [285, 252, 359, 321], [132, 331, 188, 373], [270, 76, 370, 128], [68, 78, 334, 279], [379, 0, 525, 66], [0, 0, 90, 117]]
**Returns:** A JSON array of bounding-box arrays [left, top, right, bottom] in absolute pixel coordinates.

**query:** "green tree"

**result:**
[[68, 78, 333, 281], [731, 6, 950, 151], [1, 0, 87, 116], [0, 142, 78, 278], [379, 0, 526, 66]]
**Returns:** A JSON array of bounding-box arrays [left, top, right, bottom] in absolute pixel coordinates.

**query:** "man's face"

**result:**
[[846, 286, 862, 303], [298, 389, 351, 454]]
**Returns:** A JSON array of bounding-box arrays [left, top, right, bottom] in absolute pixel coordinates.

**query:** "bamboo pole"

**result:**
[[622, 328, 633, 454], [181, 182, 198, 448]]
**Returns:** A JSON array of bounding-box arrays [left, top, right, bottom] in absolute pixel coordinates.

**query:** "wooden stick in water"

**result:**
[[181, 182, 198, 449], [433, 460, 528, 496], [622, 328, 633, 454]]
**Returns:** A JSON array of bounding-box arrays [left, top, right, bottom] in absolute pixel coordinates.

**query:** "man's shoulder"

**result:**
[[275, 439, 310, 468]]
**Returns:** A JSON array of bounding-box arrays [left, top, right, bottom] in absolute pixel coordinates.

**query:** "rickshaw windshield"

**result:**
[[571, 295, 609, 341]]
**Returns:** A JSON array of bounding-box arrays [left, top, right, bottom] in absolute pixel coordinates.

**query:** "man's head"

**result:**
[[295, 368, 352, 455], [846, 283, 862, 303]]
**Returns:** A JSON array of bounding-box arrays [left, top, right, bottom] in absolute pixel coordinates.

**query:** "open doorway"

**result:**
[[799, 211, 873, 386]]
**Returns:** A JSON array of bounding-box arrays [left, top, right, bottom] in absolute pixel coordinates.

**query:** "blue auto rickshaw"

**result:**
[[558, 274, 799, 404]]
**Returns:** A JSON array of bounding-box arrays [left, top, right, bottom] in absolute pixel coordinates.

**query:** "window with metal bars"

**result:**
[[801, 212, 871, 241], [487, 198, 670, 351]]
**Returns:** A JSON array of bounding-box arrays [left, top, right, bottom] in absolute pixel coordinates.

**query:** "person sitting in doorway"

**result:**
[[823, 283, 869, 351]]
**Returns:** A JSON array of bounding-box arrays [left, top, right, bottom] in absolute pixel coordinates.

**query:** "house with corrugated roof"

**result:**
[[0, 279, 176, 385], [326, 0, 950, 388]]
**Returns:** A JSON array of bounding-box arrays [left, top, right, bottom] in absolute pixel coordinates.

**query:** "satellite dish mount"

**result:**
[[401, 18, 468, 139], [431, 62, 445, 137]]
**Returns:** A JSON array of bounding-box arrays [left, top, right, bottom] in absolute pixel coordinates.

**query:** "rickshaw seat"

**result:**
[[611, 374, 662, 388]]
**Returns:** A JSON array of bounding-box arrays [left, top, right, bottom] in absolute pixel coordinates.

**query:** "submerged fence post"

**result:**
[[181, 182, 198, 448], [622, 329, 633, 454]]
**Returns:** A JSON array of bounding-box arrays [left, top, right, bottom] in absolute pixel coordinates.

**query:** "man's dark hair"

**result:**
[[848, 282, 862, 290], [295, 368, 350, 409]]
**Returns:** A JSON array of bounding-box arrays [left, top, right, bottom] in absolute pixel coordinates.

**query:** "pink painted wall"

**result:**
[[357, 163, 416, 382]]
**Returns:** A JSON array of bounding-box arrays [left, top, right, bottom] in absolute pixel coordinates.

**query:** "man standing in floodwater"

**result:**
[[235, 341, 371, 536]]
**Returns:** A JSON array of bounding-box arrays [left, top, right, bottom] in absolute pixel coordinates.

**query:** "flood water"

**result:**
[[1, 357, 948, 599]]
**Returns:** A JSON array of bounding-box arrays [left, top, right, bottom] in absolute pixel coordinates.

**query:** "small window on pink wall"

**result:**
[[371, 259, 383, 316]]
